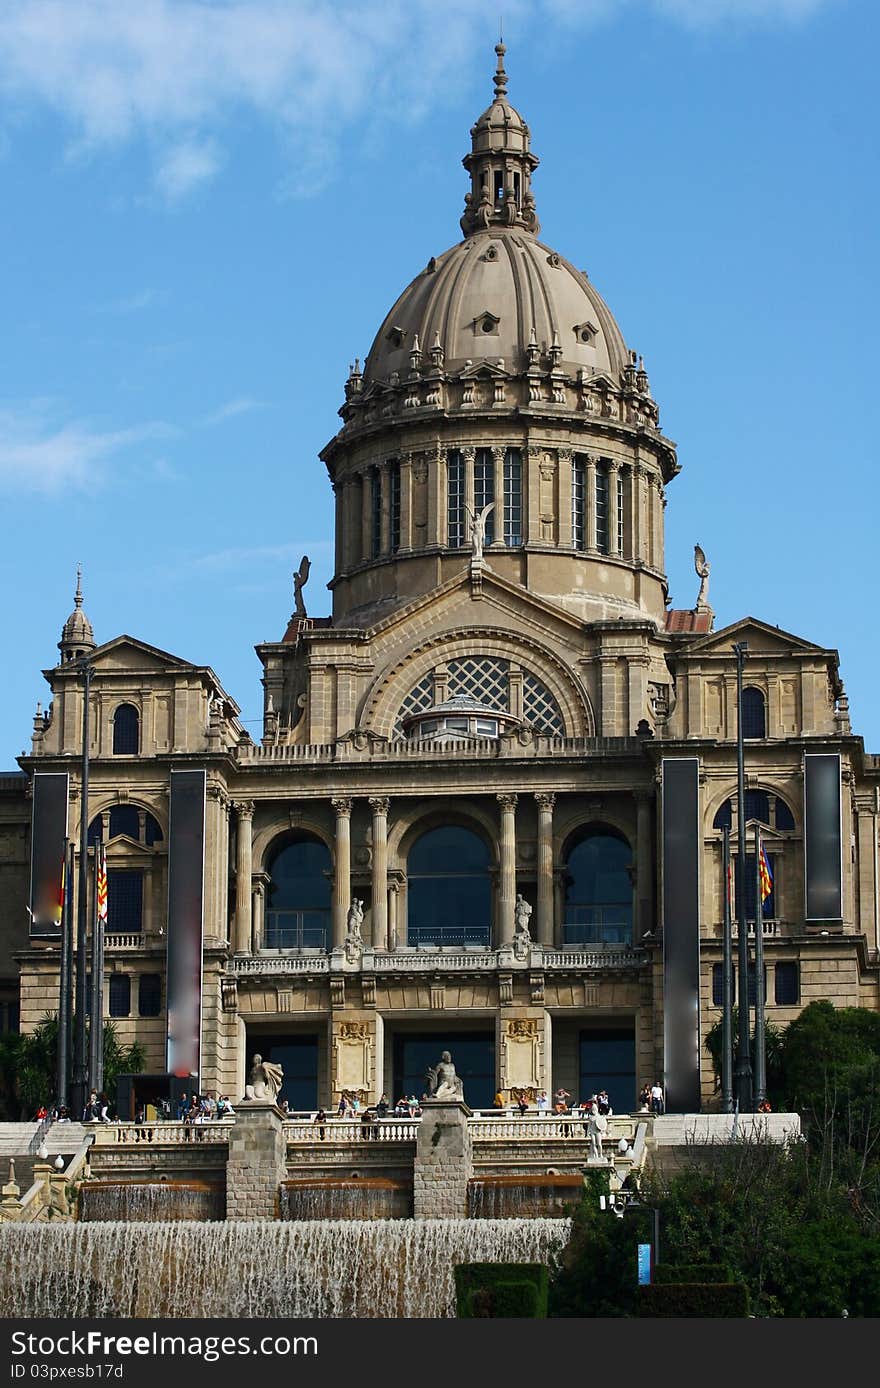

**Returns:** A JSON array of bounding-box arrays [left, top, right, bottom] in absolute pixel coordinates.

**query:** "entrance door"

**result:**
[[393, 1032, 495, 1110], [579, 1028, 636, 1114], [248, 1033, 318, 1112]]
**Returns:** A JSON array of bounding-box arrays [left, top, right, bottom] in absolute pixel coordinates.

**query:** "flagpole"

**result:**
[[71, 659, 92, 1122], [56, 839, 72, 1111], [63, 840, 74, 1106], [721, 824, 734, 1113], [88, 839, 104, 1098], [754, 824, 767, 1107], [733, 640, 753, 1112]]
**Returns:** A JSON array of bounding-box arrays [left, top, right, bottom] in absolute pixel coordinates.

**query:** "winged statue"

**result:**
[[293, 554, 311, 618], [694, 543, 711, 611], [464, 501, 495, 563]]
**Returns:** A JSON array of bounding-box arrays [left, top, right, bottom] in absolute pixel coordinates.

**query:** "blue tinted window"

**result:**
[[579, 1029, 636, 1113], [266, 837, 332, 950], [408, 827, 491, 947], [564, 831, 632, 945], [742, 687, 766, 739], [107, 870, 143, 932], [112, 704, 139, 754]]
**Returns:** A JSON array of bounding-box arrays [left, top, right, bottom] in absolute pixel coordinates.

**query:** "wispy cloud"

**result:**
[[188, 541, 331, 572], [0, 1, 838, 198], [200, 397, 266, 427], [0, 403, 174, 494], [93, 288, 162, 315]]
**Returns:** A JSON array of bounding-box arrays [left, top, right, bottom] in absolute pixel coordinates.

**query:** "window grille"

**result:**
[[448, 451, 465, 548], [503, 448, 522, 546]]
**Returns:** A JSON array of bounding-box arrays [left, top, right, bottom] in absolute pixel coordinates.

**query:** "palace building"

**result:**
[[3, 47, 879, 1116]]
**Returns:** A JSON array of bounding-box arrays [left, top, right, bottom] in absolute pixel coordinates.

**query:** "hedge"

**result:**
[[454, 1263, 549, 1318], [654, 1263, 734, 1285], [638, 1283, 750, 1317]]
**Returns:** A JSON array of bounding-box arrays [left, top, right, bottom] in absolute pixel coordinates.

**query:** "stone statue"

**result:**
[[245, 1053, 284, 1102], [587, 1103, 608, 1160], [292, 554, 311, 618], [424, 1049, 464, 1101], [513, 893, 532, 959], [694, 543, 711, 612], [521, 190, 539, 234], [344, 897, 364, 963], [465, 501, 495, 563], [476, 189, 492, 229], [460, 192, 473, 236]]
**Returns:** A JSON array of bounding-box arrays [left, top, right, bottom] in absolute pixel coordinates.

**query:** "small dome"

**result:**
[[58, 568, 95, 662], [362, 228, 629, 389]]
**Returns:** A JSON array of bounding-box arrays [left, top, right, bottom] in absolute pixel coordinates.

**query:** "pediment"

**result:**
[[458, 357, 508, 380], [684, 616, 831, 659], [89, 635, 196, 673]]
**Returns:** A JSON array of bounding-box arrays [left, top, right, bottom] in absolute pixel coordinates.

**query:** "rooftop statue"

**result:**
[[245, 1053, 284, 1103], [424, 1049, 465, 1101], [292, 554, 311, 619], [694, 544, 711, 612]]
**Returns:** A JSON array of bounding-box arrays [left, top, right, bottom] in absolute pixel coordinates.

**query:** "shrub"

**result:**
[[654, 1263, 733, 1284], [638, 1283, 750, 1317], [455, 1263, 549, 1318]]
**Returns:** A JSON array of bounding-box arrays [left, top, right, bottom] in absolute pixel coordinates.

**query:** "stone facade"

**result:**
[[2, 47, 880, 1115]]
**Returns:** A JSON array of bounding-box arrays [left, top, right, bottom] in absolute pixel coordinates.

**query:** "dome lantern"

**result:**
[[460, 44, 540, 239], [58, 566, 96, 664]]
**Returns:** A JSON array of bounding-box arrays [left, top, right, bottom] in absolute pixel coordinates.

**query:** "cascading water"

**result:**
[[281, 1178, 412, 1220], [0, 1219, 571, 1318], [468, 1174, 583, 1219], [79, 1181, 225, 1222]]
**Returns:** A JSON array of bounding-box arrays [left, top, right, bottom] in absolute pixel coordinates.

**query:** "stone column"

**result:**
[[332, 797, 353, 948], [232, 801, 254, 955], [497, 794, 518, 945], [608, 460, 621, 555], [558, 449, 572, 549], [585, 454, 597, 552], [413, 1099, 473, 1219], [252, 872, 270, 952], [225, 1100, 287, 1221], [635, 789, 654, 940], [399, 455, 413, 552], [369, 797, 390, 952], [535, 793, 556, 946], [360, 470, 373, 562], [491, 446, 504, 546], [463, 447, 476, 545]]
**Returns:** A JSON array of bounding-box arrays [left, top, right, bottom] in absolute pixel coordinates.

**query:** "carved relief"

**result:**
[[334, 1021, 373, 1093], [502, 1017, 540, 1090]]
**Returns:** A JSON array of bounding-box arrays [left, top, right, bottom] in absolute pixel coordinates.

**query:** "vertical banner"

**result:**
[[661, 757, 701, 1114], [166, 768, 206, 1083], [29, 772, 70, 940], [804, 752, 843, 921]]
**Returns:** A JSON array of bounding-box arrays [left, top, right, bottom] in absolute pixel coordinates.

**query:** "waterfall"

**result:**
[[280, 1179, 412, 1220], [0, 1219, 571, 1318], [79, 1182, 225, 1222]]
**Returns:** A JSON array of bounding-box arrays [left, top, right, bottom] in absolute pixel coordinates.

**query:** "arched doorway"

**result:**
[[563, 828, 633, 945], [265, 835, 331, 950], [407, 825, 492, 947]]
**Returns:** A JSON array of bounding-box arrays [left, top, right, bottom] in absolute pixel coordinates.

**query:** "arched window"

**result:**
[[407, 826, 491, 948], [563, 829, 633, 946], [266, 835, 331, 951], [112, 704, 140, 755], [713, 791, 794, 832], [741, 687, 766, 739], [88, 807, 163, 845]]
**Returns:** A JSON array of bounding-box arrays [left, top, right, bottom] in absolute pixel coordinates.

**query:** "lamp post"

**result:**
[[733, 641, 753, 1113], [599, 1188, 661, 1280], [71, 659, 92, 1123]]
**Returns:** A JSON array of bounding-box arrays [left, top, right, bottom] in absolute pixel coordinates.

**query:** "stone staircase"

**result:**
[[0, 1121, 90, 1160]]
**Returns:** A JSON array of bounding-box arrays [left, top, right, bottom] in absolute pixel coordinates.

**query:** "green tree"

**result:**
[[704, 1007, 785, 1100], [0, 1014, 145, 1119]]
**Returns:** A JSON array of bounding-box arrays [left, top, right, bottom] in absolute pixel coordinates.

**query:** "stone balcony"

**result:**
[[227, 943, 648, 978]]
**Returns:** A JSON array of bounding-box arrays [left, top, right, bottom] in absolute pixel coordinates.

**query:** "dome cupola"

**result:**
[[58, 567, 95, 663]]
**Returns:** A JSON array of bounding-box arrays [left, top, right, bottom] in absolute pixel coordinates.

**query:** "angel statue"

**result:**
[[464, 501, 495, 563], [694, 544, 711, 612], [292, 554, 311, 619], [245, 1053, 284, 1103]]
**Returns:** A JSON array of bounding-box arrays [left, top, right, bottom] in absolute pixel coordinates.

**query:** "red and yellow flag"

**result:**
[[54, 854, 66, 925], [97, 843, 108, 925], [758, 841, 773, 904]]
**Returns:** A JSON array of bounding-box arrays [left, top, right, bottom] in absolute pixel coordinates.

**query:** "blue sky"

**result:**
[[1, 0, 877, 764]]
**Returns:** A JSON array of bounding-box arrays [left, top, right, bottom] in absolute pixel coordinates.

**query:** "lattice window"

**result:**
[[447, 657, 510, 709], [522, 673, 565, 735], [393, 671, 436, 738]]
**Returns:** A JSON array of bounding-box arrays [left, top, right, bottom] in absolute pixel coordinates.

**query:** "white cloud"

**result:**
[[153, 136, 220, 200], [200, 396, 266, 426], [93, 288, 161, 314], [0, 404, 173, 493], [0, 0, 839, 197]]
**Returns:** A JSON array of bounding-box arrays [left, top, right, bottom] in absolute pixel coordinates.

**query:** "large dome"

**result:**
[[362, 226, 630, 390]]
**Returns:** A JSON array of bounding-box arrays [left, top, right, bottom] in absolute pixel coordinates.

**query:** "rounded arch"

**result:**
[[561, 822, 633, 947], [88, 800, 166, 846], [264, 830, 332, 951], [390, 801, 499, 867], [112, 702, 140, 755], [405, 821, 493, 948], [254, 817, 334, 875], [741, 685, 766, 739], [710, 785, 797, 834], [361, 627, 595, 739]]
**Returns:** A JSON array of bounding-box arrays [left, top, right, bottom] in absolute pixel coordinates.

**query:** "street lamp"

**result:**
[[599, 1188, 661, 1280]]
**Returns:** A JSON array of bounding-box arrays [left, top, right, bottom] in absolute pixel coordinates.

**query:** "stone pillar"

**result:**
[[225, 1101, 287, 1221], [491, 446, 504, 546], [635, 789, 654, 940], [332, 797, 353, 948], [608, 460, 621, 555], [389, 880, 400, 951], [369, 797, 390, 952], [232, 801, 254, 955], [361, 470, 373, 562], [413, 1099, 473, 1219], [535, 793, 556, 946], [585, 454, 597, 552], [497, 794, 518, 945], [399, 455, 413, 552], [558, 449, 572, 549], [252, 872, 270, 952]]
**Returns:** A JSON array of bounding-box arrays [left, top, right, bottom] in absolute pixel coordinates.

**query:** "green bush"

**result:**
[[638, 1283, 750, 1317], [654, 1263, 733, 1284], [455, 1263, 549, 1318]]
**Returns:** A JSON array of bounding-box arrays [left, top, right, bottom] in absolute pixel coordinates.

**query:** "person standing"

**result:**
[[650, 1081, 664, 1115]]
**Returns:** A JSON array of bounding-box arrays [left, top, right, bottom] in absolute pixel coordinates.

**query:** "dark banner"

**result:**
[[28, 771, 69, 940], [166, 769, 206, 1083], [804, 752, 843, 921], [661, 757, 701, 1114]]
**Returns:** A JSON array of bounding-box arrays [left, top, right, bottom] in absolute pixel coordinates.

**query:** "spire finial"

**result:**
[[74, 564, 83, 609], [493, 41, 508, 100]]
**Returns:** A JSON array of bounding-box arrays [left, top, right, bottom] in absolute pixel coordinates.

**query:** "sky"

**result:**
[[0, 0, 877, 765]]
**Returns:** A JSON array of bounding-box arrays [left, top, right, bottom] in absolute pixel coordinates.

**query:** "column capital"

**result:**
[[233, 800, 255, 821], [368, 796, 391, 816], [331, 797, 353, 818], [497, 793, 519, 812], [534, 792, 556, 812]]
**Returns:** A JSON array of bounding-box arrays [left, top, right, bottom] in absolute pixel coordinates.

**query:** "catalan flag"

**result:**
[[96, 842, 108, 925], [54, 853, 66, 926], [758, 840, 773, 904]]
